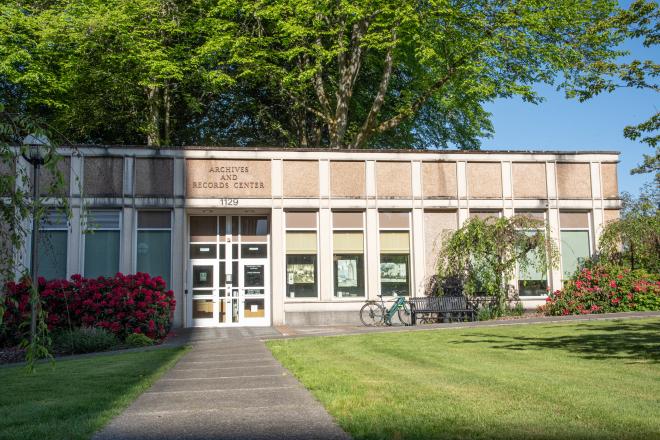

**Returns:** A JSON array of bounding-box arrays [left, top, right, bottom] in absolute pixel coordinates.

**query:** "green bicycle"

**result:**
[[360, 293, 412, 326]]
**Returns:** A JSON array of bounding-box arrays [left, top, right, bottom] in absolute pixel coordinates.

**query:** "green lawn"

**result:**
[[267, 318, 660, 440], [0, 347, 187, 440]]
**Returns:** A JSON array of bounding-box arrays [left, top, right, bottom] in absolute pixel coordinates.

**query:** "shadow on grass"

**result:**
[[451, 320, 660, 363]]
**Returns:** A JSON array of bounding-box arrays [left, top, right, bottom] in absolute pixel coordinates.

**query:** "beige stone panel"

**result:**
[[601, 163, 618, 199], [467, 162, 502, 198], [186, 159, 271, 198], [512, 163, 547, 199], [422, 162, 457, 197], [84, 157, 123, 196], [423, 211, 457, 285], [283, 161, 319, 197], [560, 212, 590, 229], [135, 158, 174, 197], [330, 161, 365, 198], [556, 163, 591, 199], [376, 161, 411, 198], [603, 209, 620, 225]]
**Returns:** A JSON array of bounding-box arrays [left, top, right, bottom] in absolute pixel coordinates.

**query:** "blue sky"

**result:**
[[480, 29, 657, 196]]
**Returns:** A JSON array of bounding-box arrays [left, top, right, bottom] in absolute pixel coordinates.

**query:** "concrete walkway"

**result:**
[[94, 327, 350, 440]]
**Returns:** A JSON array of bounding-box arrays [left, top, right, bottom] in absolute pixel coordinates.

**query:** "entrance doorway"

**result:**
[[188, 215, 270, 327]]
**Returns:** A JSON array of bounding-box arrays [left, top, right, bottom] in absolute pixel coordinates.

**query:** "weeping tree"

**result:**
[[436, 215, 559, 312], [598, 186, 660, 273]]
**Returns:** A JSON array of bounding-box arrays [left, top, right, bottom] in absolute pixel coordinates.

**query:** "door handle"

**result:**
[[184, 289, 188, 295]]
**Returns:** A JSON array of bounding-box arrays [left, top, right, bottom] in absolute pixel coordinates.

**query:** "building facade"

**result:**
[[13, 147, 621, 327]]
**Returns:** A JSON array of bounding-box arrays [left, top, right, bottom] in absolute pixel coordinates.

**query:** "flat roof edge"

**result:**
[[63, 145, 621, 155]]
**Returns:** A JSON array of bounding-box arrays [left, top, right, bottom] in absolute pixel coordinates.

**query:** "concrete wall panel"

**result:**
[[422, 162, 457, 198], [283, 161, 319, 197], [467, 162, 502, 198], [84, 157, 123, 197], [601, 163, 618, 199], [135, 158, 174, 197], [376, 162, 411, 198], [512, 162, 547, 199], [330, 161, 365, 198], [556, 163, 591, 199]]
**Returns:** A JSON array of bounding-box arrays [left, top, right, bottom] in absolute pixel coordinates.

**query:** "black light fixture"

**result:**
[[22, 133, 50, 345]]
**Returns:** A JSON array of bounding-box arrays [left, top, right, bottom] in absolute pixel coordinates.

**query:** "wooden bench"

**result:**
[[408, 296, 476, 325]]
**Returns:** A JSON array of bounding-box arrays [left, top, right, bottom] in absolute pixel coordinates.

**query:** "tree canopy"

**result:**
[[0, 0, 652, 148]]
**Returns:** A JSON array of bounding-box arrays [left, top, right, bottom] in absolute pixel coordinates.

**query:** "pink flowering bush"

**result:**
[[540, 264, 660, 316], [1, 273, 175, 346]]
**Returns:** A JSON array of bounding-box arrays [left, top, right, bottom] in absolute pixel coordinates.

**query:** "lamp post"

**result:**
[[22, 134, 49, 344]]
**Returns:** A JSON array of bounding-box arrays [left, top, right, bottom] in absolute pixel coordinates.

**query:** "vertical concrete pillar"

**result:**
[[590, 162, 604, 249], [457, 161, 469, 225], [271, 207, 285, 325], [172, 207, 186, 327], [366, 208, 379, 300], [546, 162, 562, 291], [319, 207, 333, 301], [120, 207, 134, 275], [411, 208, 425, 297], [502, 161, 513, 218]]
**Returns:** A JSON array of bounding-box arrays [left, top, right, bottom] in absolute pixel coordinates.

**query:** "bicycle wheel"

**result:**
[[398, 304, 412, 326], [360, 302, 385, 326]]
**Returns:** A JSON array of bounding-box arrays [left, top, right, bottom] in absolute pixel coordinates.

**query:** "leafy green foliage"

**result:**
[[598, 186, 660, 273], [125, 333, 155, 348], [437, 215, 559, 311], [1, 0, 632, 148], [52, 327, 120, 355]]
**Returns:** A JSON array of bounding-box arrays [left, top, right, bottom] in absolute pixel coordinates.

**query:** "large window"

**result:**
[[333, 212, 365, 298], [516, 211, 548, 296], [37, 210, 68, 280], [137, 211, 172, 287], [84, 210, 120, 278], [560, 212, 591, 281], [379, 212, 410, 296], [286, 212, 318, 298]]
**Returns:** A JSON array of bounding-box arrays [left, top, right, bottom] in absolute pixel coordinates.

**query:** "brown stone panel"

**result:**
[[556, 163, 591, 199], [423, 211, 457, 291], [84, 157, 123, 197], [376, 161, 411, 198], [422, 162, 457, 198], [512, 162, 547, 199], [39, 157, 70, 197], [601, 163, 618, 199], [467, 162, 502, 199], [135, 158, 174, 197], [330, 161, 365, 198], [283, 161, 319, 197], [186, 159, 272, 198]]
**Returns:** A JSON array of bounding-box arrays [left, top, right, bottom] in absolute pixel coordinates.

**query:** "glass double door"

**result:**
[[189, 215, 270, 327]]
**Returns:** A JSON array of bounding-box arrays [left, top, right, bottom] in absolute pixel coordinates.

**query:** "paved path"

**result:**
[[94, 327, 350, 440]]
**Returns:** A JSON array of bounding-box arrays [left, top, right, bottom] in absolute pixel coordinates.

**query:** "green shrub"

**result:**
[[125, 333, 154, 347], [52, 327, 119, 354]]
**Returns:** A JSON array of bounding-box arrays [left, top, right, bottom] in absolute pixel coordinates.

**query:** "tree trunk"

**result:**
[[146, 85, 161, 146], [163, 83, 171, 146]]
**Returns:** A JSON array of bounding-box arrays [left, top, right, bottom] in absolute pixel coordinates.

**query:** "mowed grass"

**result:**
[[267, 318, 660, 440], [0, 347, 188, 440]]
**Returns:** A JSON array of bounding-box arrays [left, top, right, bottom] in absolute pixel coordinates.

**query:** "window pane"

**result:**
[[332, 212, 363, 228], [286, 232, 317, 254], [286, 254, 317, 298], [560, 212, 589, 229], [244, 264, 265, 287], [560, 230, 590, 279], [241, 244, 267, 258], [244, 298, 265, 318], [190, 216, 216, 242], [241, 216, 268, 242], [379, 212, 409, 228], [190, 244, 217, 259], [86, 210, 120, 230], [334, 254, 365, 298], [193, 265, 214, 288], [379, 232, 410, 253], [519, 280, 548, 296], [40, 210, 68, 229], [193, 299, 213, 319], [138, 211, 171, 229], [380, 254, 409, 296], [286, 212, 317, 229], [137, 230, 171, 287], [333, 232, 364, 253], [37, 230, 67, 280], [84, 231, 119, 278]]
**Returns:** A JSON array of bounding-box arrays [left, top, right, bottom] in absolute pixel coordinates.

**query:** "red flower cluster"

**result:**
[[539, 264, 660, 316], [1, 273, 175, 345]]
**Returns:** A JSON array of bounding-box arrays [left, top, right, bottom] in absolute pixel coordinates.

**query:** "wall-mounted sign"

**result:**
[[186, 160, 271, 198]]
